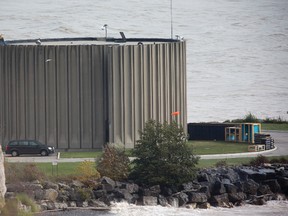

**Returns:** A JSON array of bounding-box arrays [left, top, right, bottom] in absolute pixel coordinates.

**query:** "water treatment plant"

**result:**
[[0, 36, 187, 150]]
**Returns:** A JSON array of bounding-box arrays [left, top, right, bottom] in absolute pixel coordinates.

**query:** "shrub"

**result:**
[[76, 160, 100, 186], [249, 155, 270, 166], [0, 193, 39, 216], [243, 112, 260, 123], [130, 120, 199, 187], [5, 162, 46, 183], [97, 145, 130, 181], [215, 159, 228, 167]]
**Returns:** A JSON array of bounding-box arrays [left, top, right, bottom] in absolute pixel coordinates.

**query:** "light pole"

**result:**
[[102, 24, 108, 38]]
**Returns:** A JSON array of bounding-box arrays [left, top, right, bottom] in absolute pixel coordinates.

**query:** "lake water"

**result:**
[[1, 0, 288, 123], [40, 200, 288, 216]]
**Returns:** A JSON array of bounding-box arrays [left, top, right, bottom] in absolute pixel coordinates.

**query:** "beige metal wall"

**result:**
[[0, 41, 186, 149], [108, 42, 187, 148]]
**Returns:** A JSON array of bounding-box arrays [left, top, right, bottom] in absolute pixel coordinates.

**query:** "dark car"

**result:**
[[5, 140, 55, 157]]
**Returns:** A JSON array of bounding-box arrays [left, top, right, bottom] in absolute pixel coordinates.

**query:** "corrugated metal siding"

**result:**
[[108, 42, 187, 148], [0, 41, 186, 149]]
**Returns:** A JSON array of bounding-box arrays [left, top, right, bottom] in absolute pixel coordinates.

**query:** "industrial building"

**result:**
[[0, 36, 187, 150]]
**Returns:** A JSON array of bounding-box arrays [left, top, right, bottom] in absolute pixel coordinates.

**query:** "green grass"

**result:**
[[190, 140, 249, 155], [261, 123, 288, 131], [36, 162, 82, 177], [59, 151, 102, 158], [34, 155, 288, 177], [197, 155, 288, 168]]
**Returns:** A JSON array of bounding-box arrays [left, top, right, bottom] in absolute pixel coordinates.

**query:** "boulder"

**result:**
[[43, 181, 59, 190], [212, 180, 226, 195], [142, 196, 158, 206], [209, 193, 230, 207], [224, 183, 238, 194], [262, 179, 281, 193], [143, 185, 161, 196], [177, 192, 189, 206], [167, 196, 179, 208], [44, 189, 59, 202], [257, 184, 272, 195], [243, 179, 259, 195], [277, 177, 288, 195], [126, 183, 139, 194], [158, 195, 168, 207], [187, 192, 207, 203], [89, 200, 108, 208], [197, 202, 211, 209], [228, 192, 246, 203], [101, 177, 116, 192]]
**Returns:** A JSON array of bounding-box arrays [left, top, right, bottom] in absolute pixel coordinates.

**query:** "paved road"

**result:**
[[4, 131, 288, 163]]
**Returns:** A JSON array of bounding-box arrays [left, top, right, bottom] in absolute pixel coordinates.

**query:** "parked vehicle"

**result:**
[[5, 140, 55, 157]]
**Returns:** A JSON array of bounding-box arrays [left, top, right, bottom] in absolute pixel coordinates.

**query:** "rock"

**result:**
[[243, 179, 259, 195], [224, 183, 238, 194], [197, 202, 211, 209], [160, 186, 173, 196], [182, 182, 194, 191], [212, 180, 226, 195], [199, 185, 211, 198], [113, 188, 134, 203], [277, 177, 288, 195], [44, 189, 59, 202], [126, 183, 139, 194], [249, 196, 266, 205], [58, 182, 70, 190], [143, 185, 161, 196], [186, 203, 197, 209], [257, 184, 272, 195], [46, 201, 56, 210], [34, 189, 45, 201], [209, 193, 229, 207], [177, 192, 189, 206], [262, 179, 281, 193], [43, 181, 59, 190], [69, 201, 77, 207], [89, 200, 108, 208], [94, 189, 107, 199], [54, 202, 68, 210], [197, 173, 211, 182], [101, 177, 116, 192], [187, 192, 207, 203], [142, 196, 158, 206], [221, 168, 240, 183], [71, 180, 84, 188], [228, 192, 246, 203], [158, 195, 168, 207], [167, 196, 179, 208]]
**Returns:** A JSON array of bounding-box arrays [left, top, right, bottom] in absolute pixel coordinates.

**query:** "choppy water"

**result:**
[[1, 0, 288, 122], [41, 201, 288, 216]]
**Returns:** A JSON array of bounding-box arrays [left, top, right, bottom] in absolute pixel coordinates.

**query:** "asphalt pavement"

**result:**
[[4, 131, 288, 163]]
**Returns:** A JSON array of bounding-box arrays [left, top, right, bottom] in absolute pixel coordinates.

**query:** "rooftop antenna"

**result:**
[[170, 0, 173, 39]]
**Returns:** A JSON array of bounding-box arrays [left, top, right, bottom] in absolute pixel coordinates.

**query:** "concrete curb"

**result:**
[[200, 146, 278, 159]]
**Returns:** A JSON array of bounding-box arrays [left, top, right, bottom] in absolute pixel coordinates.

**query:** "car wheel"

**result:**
[[40, 150, 48, 156], [11, 150, 18, 157]]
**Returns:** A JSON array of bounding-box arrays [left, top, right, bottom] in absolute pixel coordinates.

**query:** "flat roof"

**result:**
[[1, 37, 181, 46]]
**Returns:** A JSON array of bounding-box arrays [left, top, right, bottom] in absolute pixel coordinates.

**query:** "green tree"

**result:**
[[130, 120, 199, 186]]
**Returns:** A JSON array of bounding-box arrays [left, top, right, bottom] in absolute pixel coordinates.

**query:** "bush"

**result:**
[[215, 159, 228, 167], [76, 161, 100, 186], [0, 193, 39, 216], [5, 163, 46, 183], [97, 145, 130, 181], [249, 155, 270, 166], [130, 120, 199, 187]]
